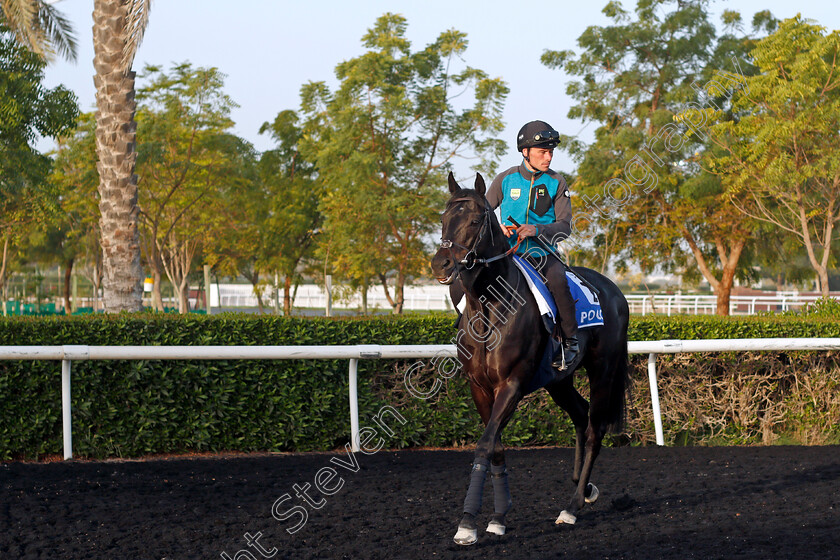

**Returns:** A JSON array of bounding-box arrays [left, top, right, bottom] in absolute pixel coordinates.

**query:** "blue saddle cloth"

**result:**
[[512, 256, 605, 395], [511, 255, 604, 332]]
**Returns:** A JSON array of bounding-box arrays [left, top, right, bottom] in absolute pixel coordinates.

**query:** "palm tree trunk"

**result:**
[[93, 0, 143, 311], [283, 275, 292, 315]]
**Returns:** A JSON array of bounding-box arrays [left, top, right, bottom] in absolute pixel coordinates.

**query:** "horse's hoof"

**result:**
[[486, 520, 506, 535], [585, 483, 599, 504], [555, 510, 577, 525], [453, 526, 478, 545]]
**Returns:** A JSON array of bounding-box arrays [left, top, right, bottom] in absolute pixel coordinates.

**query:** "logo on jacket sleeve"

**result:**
[[510, 188, 521, 200]]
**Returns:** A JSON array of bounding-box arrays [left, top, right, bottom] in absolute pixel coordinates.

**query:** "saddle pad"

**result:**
[[512, 255, 556, 325], [452, 257, 603, 330], [513, 255, 604, 330]]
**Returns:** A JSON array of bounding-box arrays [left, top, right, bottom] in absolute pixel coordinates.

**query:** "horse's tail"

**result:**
[[605, 338, 631, 434]]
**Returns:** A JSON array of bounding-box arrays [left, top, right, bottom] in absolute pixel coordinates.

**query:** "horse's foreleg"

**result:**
[[486, 462, 512, 535], [455, 383, 522, 546]]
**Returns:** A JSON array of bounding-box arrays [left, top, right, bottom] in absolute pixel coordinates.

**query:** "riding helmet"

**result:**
[[517, 120, 559, 152]]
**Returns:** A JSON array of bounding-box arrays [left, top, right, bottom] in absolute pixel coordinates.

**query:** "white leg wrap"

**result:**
[[486, 520, 506, 535], [585, 483, 599, 504], [454, 526, 478, 545], [555, 510, 577, 525]]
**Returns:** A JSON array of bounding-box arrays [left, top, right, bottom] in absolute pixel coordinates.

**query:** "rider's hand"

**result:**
[[502, 225, 517, 238], [516, 224, 537, 239]]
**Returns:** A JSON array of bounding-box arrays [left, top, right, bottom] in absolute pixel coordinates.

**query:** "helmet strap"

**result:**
[[522, 150, 543, 176]]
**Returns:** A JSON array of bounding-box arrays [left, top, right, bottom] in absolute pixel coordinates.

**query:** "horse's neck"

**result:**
[[462, 260, 524, 320]]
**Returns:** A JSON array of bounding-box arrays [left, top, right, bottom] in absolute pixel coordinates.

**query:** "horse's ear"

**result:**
[[474, 173, 486, 197], [447, 171, 460, 194]]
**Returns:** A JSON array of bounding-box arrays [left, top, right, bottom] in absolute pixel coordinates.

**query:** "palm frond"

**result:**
[[0, 0, 77, 62], [120, 0, 152, 72], [38, 1, 78, 62], [1, 0, 42, 55]]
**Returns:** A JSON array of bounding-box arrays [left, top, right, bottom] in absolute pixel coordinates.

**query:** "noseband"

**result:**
[[440, 199, 520, 271]]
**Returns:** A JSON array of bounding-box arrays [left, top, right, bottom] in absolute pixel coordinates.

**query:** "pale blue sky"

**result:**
[[41, 0, 840, 177]]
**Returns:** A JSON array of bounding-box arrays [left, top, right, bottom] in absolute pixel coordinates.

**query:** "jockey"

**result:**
[[485, 120, 579, 369]]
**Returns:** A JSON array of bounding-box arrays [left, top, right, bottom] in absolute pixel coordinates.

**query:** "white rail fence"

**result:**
[[2, 338, 839, 459], [625, 294, 835, 315], [211, 283, 838, 315], [211, 284, 454, 312]]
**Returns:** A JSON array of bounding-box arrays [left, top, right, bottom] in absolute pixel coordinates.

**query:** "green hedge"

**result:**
[[1, 311, 838, 459]]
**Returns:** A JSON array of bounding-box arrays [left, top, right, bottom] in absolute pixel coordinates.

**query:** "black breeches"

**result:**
[[524, 254, 578, 340]]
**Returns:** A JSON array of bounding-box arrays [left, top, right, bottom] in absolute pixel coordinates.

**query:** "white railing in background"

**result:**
[[210, 283, 837, 315], [210, 284, 454, 312], [625, 294, 834, 315], [3, 338, 840, 460]]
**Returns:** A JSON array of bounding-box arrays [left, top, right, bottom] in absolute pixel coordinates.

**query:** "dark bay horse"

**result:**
[[430, 173, 630, 546]]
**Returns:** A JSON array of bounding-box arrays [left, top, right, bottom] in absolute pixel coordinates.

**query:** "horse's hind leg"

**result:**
[[454, 382, 521, 546], [554, 367, 613, 525], [547, 378, 590, 484]]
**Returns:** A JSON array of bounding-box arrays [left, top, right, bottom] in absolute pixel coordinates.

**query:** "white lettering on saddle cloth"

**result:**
[[581, 308, 604, 324], [566, 273, 604, 328]]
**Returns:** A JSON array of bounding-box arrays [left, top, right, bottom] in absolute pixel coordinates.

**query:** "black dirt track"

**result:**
[[2, 446, 838, 559]]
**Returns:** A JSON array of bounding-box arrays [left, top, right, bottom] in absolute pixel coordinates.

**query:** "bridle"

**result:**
[[439, 198, 521, 271]]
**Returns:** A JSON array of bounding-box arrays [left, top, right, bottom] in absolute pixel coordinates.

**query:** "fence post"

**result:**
[[647, 353, 665, 446], [61, 359, 73, 459], [348, 358, 360, 452], [204, 265, 213, 314]]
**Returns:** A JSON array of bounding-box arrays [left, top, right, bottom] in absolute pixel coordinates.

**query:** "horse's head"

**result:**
[[430, 172, 505, 285]]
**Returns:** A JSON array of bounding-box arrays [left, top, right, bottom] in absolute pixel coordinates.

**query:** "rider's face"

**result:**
[[524, 147, 553, 172]]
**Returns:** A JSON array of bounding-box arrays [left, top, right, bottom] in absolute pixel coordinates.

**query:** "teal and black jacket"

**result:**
[[485, 163, 572, 257]]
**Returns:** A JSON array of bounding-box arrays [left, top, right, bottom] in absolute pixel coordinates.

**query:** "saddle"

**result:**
[[511, 255, 603, 333]]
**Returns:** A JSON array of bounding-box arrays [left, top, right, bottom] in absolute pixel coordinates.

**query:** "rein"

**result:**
[[440, 199, 521, 271]]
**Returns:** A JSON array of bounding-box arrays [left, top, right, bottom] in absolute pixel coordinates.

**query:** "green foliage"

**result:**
[[543, 1, 770, 312], [708, 16, 840, 296], [135, 62, 250, 312], [2, 312, 839, 459], [299, 13, 508, 313], [22, 112, 101, 308], [0, 26, 78, 236], [628, 313, 840, 339], [247, 110, 321, 314], [799, 297, 840, 318]]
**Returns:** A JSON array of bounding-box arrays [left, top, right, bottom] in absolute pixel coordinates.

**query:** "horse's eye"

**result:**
[[471, 218, 481, 225]]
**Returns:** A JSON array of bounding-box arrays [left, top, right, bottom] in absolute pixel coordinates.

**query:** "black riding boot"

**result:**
[[553, 337, 579, 370], [543, 262, 579, 370]]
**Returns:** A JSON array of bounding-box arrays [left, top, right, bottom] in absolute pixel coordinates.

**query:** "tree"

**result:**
[[258, 110, 321, 315], [0, 0, 77, 62], [135, 62, 242, 313], [543, 1, 771, 314], [708, 16, 840, 296], [92, 0, 151, 311], [300, 13, 508, 313], [0, 26, 78, 303], [47, 113, 104, 311], [201, 165, 267, 311]]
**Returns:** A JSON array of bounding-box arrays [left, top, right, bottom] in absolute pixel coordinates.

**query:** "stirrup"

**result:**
[[552, 338, 579, 370]]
